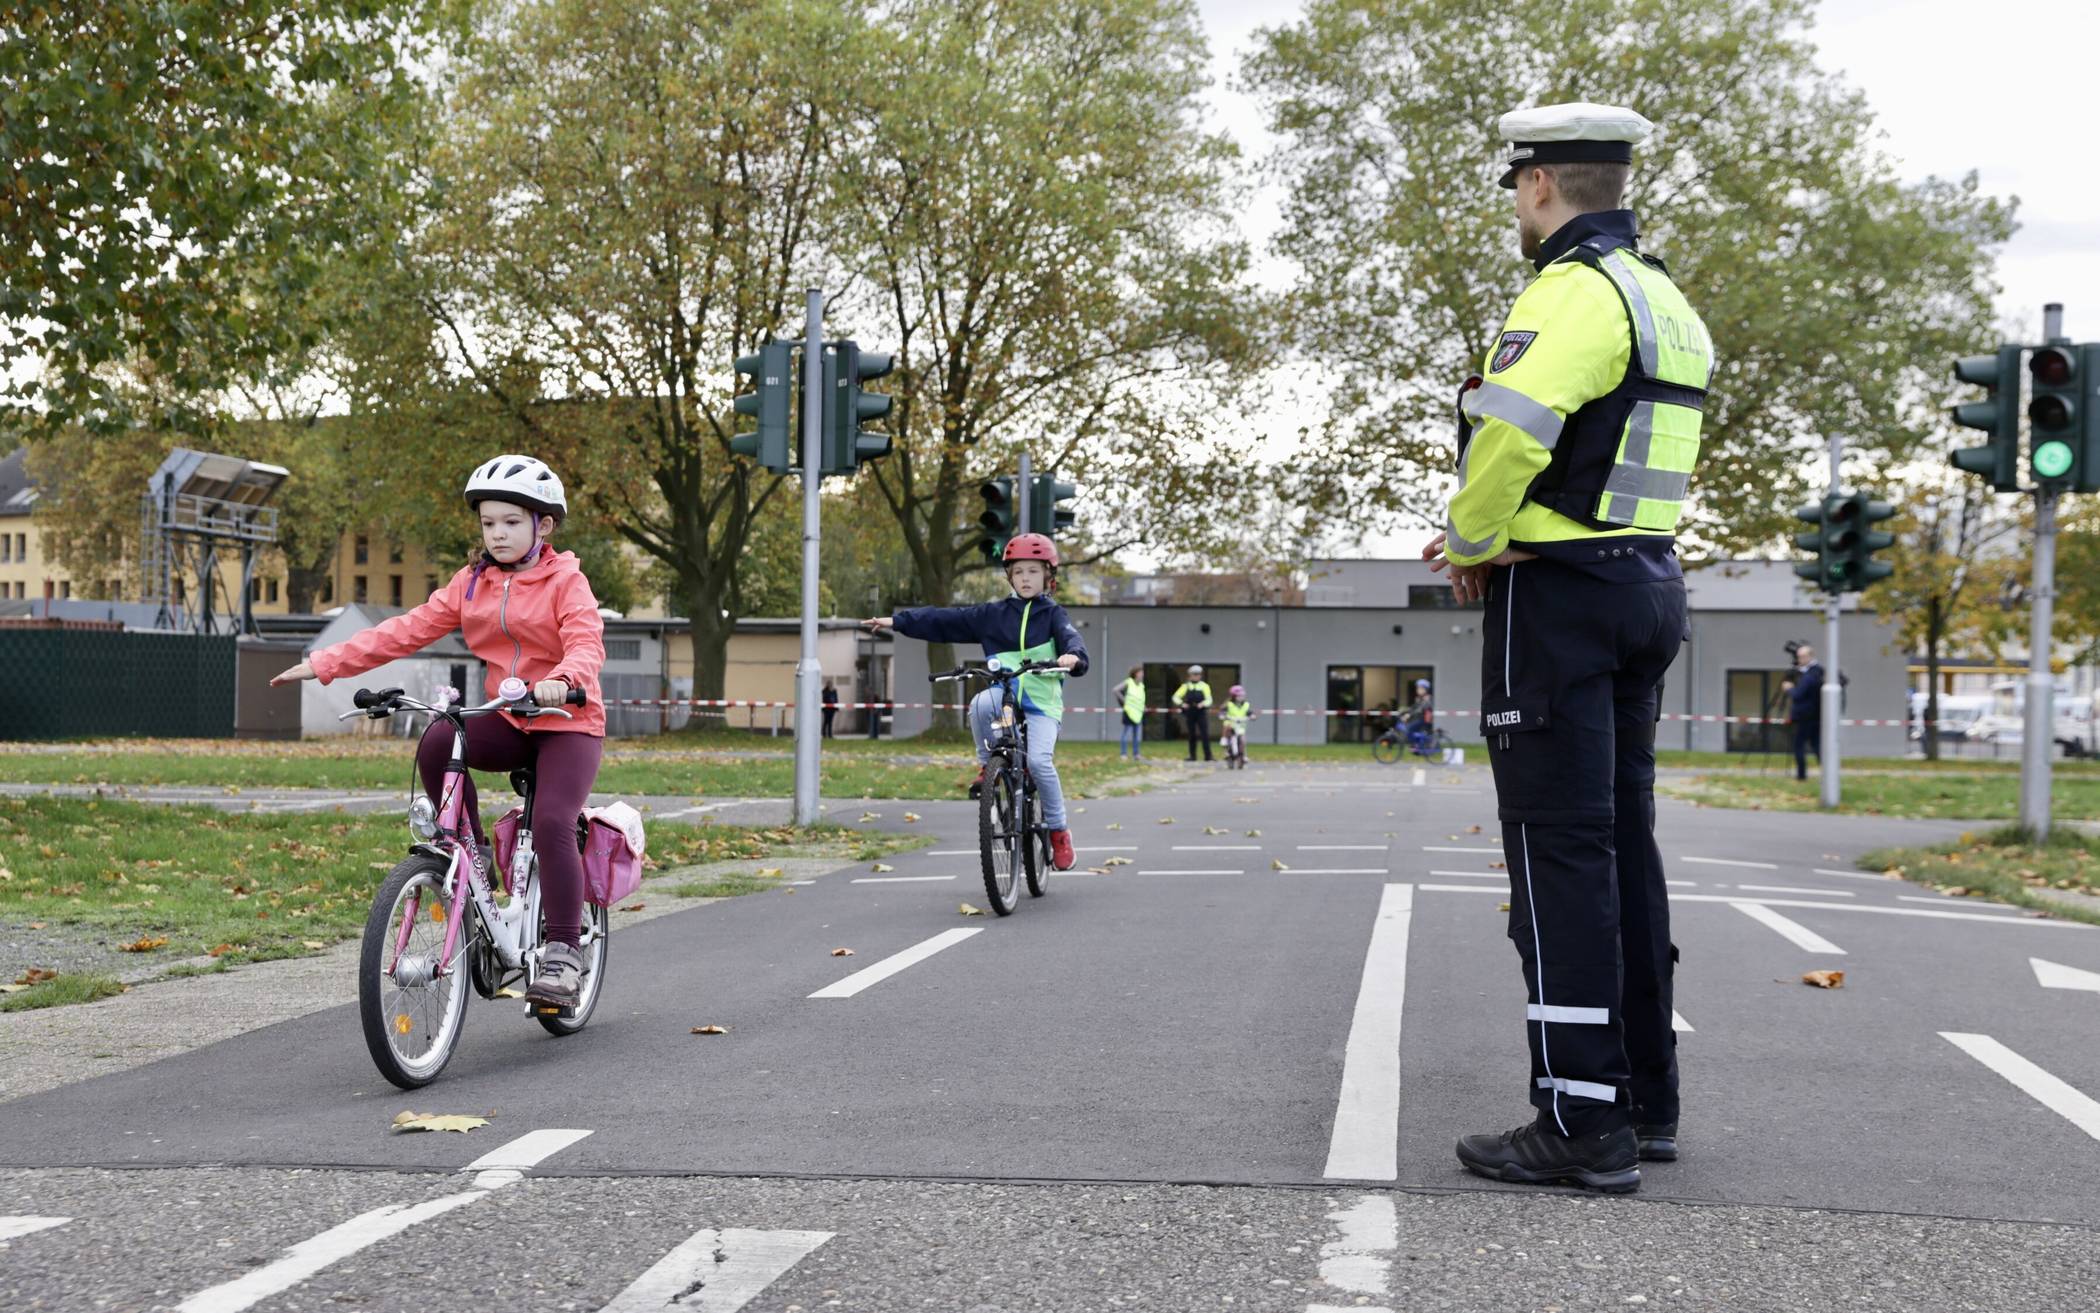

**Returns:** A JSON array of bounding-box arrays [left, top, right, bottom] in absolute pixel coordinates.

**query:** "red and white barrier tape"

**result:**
[[602, 696, 1924, 729]]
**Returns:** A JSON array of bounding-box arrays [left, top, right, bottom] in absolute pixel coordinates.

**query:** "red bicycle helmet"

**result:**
[[1003, 533, 1059, 568]]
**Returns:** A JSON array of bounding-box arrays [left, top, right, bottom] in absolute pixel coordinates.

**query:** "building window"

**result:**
[[604, 638, 642, 662], [353, 575, 367, 604], [389, 574, 403, 607], [354, 534, 369, 565], [1725, 668, 1792, 754], [15, 532, 25, 559], [0, 535, 9, 562], [59, 581, 70, 599], [1408, 585, 1479, 611], [1326, 664, 1434, 744], [388, 541, 403, 564], [251, 577, 263, 602], [266, 579, 279, 603], [320, 577, 334, 605]]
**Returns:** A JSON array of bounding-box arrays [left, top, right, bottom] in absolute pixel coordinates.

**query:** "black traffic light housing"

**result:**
[[1028, 473, 1077, 539], [731, 341, 797, 474], [1792, 495, 1841, 593], [2027, 344, 2094, 493], [824, 340, 894, 476], [978, 477, 1017, 561], [1950, 346, 2021, 492], [1793, 490, 1895, 594]]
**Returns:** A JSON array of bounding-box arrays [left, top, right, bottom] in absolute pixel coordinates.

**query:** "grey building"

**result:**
[[886, 558, 1909, 756]]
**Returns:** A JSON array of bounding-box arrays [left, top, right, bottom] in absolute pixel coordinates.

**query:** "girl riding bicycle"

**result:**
[[1220, 685, 1253, 769], [271, 455, 606, 1010], [864, 533, 1088, 871]]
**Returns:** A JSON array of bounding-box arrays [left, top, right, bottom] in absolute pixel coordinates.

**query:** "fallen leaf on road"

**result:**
[[1103, 856, 1133, 867], [391, 1112, 489, 1134], [495, 988, 524, 999], [1467, 825, 1483, 834], [1204, 826, 1228, 835], [26, 922, 44, 930], [1272, 859, 1289, 872], [902, 812, 922, 823], [1499, 903, 1511, 912], [1087, 866, 1110, 874], [1235, 797, 1259, 804], [858, 812, 881, 822], [1802, 970, 1845, 989], [1945, 886, 1969, 897], [691, 1025, 730, 1035], [1105, 823, 1123, 831], [831, 947, 855, 957], [871, 863, 895, 873], [1246, 829, 1262, 838], [959, 902, 985, 916], [1157, 817, 1175, 825], [1489, 861, 1506, 870], [120, 936, 168, 953]]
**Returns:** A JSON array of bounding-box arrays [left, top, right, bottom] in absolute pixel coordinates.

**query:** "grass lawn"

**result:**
[[0, 797, 921, 985], [1857, 826, 2100, 928], [0, 736, 1154, 800], [1662, 768, 2100, 820]]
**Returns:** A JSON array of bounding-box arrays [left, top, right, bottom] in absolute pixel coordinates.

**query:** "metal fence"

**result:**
[[0, 627, 236, 739]]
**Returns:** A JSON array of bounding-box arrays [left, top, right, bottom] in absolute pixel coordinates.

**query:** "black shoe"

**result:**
[[1456, 1120, 1641, 1193], [1635, 1122, 1678, 1162], [967, 768, 985, 800]]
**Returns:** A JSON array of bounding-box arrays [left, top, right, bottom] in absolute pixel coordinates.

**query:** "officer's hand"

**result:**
[[1449, 563, 1491, 606], [1420, 533, 1447, 568]]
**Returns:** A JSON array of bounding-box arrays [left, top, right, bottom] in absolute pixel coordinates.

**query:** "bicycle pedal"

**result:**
[[531, 1002, 574, 1018]]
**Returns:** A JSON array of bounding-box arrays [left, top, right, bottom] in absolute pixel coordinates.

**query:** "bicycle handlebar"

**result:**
[[341, 686, 581, 723], [930, 661, 1069, 683]]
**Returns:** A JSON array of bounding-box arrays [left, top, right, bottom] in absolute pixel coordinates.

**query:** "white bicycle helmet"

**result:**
[[465, 454, 567, 522], [1188, 664, 1204, 676]]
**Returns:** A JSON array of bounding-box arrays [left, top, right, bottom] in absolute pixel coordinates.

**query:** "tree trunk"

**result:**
[[1924, 594, 1943, 762], [680, 574, 736, 726]]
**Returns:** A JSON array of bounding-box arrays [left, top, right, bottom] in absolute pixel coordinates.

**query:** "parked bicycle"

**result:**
[[933, 659, 1066, 916], [1372, 720, 1455, 765], [349, 677, 607, 1089]]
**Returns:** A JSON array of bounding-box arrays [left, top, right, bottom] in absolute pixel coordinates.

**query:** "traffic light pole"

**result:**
[[1821, 434, 1842, 809], [794, 289, 824, 827], [2022, 484, 2059, 839], [1017, 450, 1031, 536]]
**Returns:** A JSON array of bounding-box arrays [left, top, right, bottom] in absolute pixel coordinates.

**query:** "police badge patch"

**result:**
[[1490, 331, 1537, 373]]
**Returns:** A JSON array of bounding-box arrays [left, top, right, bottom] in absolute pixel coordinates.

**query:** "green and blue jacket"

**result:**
[[892, 595, 1090, 721]]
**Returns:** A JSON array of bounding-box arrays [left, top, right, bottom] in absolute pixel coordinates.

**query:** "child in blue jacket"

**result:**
[[865, 533, 1088, 869]]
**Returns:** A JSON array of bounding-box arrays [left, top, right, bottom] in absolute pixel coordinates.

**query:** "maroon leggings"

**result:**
[[416, 718, 604, 948]]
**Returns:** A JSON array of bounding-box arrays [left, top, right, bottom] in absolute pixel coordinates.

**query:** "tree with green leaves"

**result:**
[[1242, 0, 2015, 555], [1, 0, 442, 437], [831, 0, 1269, 707]]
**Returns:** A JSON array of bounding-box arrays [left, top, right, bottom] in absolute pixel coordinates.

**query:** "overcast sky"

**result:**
[[1195, 0, 2098, 336]]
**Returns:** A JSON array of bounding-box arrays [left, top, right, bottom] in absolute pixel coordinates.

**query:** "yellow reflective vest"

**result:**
[[1445, 224, 1713, 568]]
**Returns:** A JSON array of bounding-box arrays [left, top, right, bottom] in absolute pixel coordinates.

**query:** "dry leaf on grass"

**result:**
[[301, 940, 326, 950], [959, 902, 986, 917], [120, 936, 168, 953], [1802, 970, 1846, 989], [870, 863, 895, 873], [831, 947, 855, 957], [1103, 856, 1133, 867], [756, 867, 785, 878], [391, 1111, 490, 1134], [619, 903, 645, 912], [690, 1025, 730, 1035], [15, 968, 58, 986]]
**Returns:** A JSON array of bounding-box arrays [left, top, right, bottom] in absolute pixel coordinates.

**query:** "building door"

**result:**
[[1725, 668, 1791, 753], [1327, 665, 1433, 742]]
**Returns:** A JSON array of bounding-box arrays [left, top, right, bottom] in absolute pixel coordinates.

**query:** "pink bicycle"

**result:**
[[350, 678, 608, 1089]]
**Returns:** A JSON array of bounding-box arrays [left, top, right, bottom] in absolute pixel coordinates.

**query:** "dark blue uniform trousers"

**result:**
[[1481, 557, 1687, 1136]]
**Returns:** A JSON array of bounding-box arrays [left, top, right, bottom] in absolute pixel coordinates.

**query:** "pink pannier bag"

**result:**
[[490, 800, 647, 907]]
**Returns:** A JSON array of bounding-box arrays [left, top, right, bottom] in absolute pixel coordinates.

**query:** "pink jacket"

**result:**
[[309, 549, 608, 737]]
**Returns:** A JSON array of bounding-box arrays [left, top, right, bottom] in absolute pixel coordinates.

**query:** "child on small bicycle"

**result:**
[[271, 455, 607, 1010], [864, 533, 1088, 870], [1404, 678, 1434, 747], [1220, 684, 1253, 767]]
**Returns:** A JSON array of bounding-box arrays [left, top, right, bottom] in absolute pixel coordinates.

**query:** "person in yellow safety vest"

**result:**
[[1425, 102, 1710, 1196], [1220, 685, 1253, 769], [1170, 665, 1213, 763], [1117, 664, 1147, 760]]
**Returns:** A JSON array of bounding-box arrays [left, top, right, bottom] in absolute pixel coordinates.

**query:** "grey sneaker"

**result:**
[[527, 942, 585, 1009]]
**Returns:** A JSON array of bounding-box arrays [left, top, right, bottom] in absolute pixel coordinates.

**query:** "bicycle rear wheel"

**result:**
[[536, 899, 609, 1036], [1371, 733, 1403, 765], [978, 751, 1022, 915], [359, 853, 471, 1089], [1432, 730, 1455, 758]]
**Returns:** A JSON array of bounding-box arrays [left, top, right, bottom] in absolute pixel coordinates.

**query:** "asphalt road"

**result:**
[[5, 759, 2100, 1311]]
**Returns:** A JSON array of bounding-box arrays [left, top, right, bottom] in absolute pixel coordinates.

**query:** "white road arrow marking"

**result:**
[[2032, 957, 2100, 993], [601, 1227, 833, 1312], [1943, 1033, 2100, 1143]]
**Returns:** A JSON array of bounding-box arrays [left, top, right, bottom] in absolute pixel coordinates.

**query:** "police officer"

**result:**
[[1171, 664, 1214, 762], [1422, 102, 1712, 1193]]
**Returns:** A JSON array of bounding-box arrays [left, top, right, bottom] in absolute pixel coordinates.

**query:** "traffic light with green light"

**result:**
[[1950, 346, 2021, 491], [1028, 473, 1077, 539], [2027, 344, 2099, 493], [978, 477, 1017, 561], [731, 341, 796, 474]]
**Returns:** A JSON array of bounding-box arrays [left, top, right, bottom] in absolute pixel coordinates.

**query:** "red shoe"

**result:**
[[967, 767, 986, 799], [1049, 829, 1075, 870]]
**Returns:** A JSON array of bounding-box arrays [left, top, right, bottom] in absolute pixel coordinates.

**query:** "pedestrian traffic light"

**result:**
[[2028, 344, 2085, 491], [731, 341, 796, 474], [822, 339, 894, 476], [1950, 346, 2022, 491], [1792, 495, 1842, 593], [1028, 473, 1077, 539], [977, 476, 1016, 561], [1834, 490, 1896, 590]]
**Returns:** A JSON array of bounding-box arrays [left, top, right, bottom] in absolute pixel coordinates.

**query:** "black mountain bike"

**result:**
[[933, 659, 1066, 916]]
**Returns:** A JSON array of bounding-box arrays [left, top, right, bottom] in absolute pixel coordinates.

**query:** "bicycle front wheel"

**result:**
[[1023, 789, 1050, 899], [979, 751, 1022, 915], [1371, 733, 1402, 765], [359, 853, 471, 1089]]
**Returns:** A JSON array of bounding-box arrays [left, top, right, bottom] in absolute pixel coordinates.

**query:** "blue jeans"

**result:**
[[970, 687, 1066, 830], [1119, 716, 1142, 757]]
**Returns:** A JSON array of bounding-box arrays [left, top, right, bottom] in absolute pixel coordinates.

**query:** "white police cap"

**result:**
[[1497, 102, 1654, 188]]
